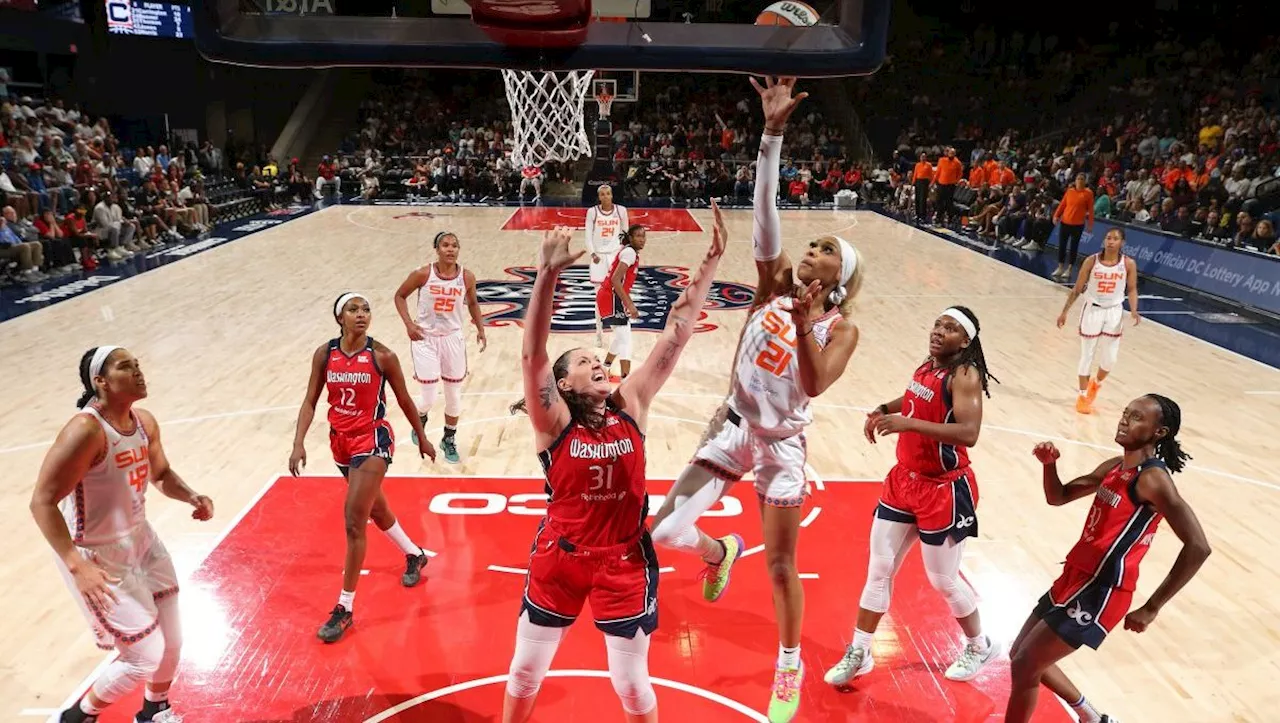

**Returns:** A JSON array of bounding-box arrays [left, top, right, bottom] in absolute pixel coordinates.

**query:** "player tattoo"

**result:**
[[655, 339, 679, 372], [538, 372, 556, 410]]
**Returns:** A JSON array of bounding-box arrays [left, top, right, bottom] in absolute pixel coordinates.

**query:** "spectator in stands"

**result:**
[[134, 178, 179, 243], [93, 190, 141, 252], [63, 203, 111, 259], [0, 207, 45, 281], [1, 166, 33, 218], [36, 207, 94, 270], [360, 168, 380, 202], [286, 158, 310, 203], [315, 155, 340, 199], [178, 178, 211, 231], [133, 146, 156, 177], [519, 165, 542, 203]]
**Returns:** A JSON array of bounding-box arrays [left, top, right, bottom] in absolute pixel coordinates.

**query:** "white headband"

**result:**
[[941, 307, 977, 340], [829, 236, 859, 305], [334, 292, 368, 318], [90, 345, 122, 380]]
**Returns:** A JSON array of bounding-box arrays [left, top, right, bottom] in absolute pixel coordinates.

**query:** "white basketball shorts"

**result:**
[[56, 523, 179, 650], [589, 249, 617, 285], [691, 407, 810, 507], [412, 333, 467, 384], [1079, 303, 1123, 338]]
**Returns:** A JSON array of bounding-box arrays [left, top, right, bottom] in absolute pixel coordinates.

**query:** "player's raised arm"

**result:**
[[614, 199, 728, 429], [749, 76, 808, 304], [518, 228, 583, 446]]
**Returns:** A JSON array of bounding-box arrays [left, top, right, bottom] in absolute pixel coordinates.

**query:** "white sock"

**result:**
[[80, 697, 103, 715], [1069, 695, 1102, 723], [382, 521, 422, 556], [966, 633, 990, 653], [143, 687, 169, 703], [698, 534, 726, 565], [338, 589, 355, 612], [777, 644, 801, 669], [852, 628, 874, 652]]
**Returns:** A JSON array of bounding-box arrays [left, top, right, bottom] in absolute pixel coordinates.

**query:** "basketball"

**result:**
[[755, 1, 820, 26]]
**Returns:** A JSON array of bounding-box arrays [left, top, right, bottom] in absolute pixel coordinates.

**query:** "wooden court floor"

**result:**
[[1, 206, 1277, 722]]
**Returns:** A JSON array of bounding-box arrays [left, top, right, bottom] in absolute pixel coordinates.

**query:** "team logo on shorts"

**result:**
[[478, 266, 755, 333]]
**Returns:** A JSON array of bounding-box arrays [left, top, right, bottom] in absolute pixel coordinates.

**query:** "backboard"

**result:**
[[192, 0, 889, 78]]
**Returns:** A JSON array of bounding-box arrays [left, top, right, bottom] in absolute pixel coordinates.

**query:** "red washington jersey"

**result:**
[[896, 360, 972, 477], [1064, 458, 1165, 591], [537, 406, 647, 547], [324, 337, 388, 434], [595, 246, 639, 316]]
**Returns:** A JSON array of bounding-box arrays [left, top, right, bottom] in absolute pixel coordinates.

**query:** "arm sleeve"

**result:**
[[753, 135, 783, 262], [619, 206, 629, 234], [584, 206, 597, 254]]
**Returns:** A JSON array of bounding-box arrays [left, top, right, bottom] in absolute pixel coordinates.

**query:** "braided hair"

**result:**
[[1146, 393, 1192, 474], [942, 305, 1000, 397], [619, 224, 646, 245], [76, 348, 100, 408], [509, 349, 608, 430]]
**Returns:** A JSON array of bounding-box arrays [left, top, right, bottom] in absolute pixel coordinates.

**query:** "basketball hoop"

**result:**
[[501, 69, 596, 168], [595, 89, 615, 120]]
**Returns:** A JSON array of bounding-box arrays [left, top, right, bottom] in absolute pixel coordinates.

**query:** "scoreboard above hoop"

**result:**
[[430, 0, 651, 19]]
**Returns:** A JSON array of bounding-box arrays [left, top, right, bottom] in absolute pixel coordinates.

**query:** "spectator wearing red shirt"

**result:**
[[788, 177, 809, 204], [315, 155, 340, 199]]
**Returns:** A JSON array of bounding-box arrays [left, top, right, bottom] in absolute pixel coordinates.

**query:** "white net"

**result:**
[[501, 69, 596, 168]]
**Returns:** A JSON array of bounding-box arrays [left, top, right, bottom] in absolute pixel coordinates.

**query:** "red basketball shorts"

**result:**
[[520, 522, 659, 638], [875, 464, 979, 545], [329, 420, 394, 470], [1033, 563, 1133, 650]]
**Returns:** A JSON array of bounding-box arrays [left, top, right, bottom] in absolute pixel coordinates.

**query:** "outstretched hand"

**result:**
[[538, 227, 585, 272], [708, 197, 728, 259], [749, 76, 808, 130]]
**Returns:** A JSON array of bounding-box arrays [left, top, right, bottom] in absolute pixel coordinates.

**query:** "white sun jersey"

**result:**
[[730, 297, 843, 437], [416, 263, 467, 336], [61, 405, 151, 546]]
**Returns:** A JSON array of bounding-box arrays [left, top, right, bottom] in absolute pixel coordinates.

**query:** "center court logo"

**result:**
[[478, 266, 755, 333]]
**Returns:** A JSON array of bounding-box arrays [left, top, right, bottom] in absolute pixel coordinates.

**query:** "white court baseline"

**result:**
[[362, 670, 769, 723]]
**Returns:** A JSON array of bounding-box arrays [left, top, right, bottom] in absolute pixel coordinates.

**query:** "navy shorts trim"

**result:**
[[919, 474, 978, 546], [1033, 583, 1110, 650], [875, 501, 916, 524], [521, 597, 578, 628]]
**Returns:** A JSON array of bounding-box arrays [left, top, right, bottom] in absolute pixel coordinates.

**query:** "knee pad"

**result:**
[[609, 324, 633, 360], [1098, 336, 1120, 372], [154, 597, 183, 682], [418, 381, 438, 415], [606, 632, 656, 716], [922, 544, 977, 619], [93, 631, 165, 703], [505, 613, 564, 699], [1078, 337, 1100, 377], [443, 381, 463, 418], [858, 548, 897, 614]]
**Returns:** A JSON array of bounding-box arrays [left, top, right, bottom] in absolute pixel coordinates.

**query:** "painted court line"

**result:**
[[799, 506, 822, 528], [487, 564, 528, 575], [739, 544, 766, 559], [363, 670, 768, 722]]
